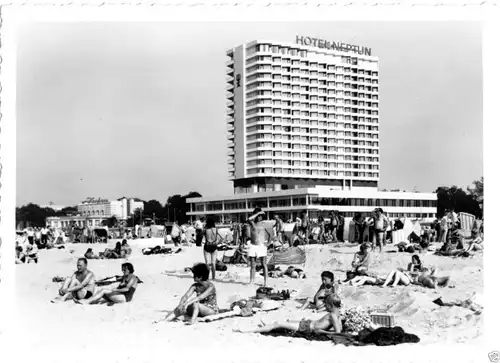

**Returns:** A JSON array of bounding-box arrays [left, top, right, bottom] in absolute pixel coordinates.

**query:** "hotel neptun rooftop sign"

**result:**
[[295, 35, 372, 57]]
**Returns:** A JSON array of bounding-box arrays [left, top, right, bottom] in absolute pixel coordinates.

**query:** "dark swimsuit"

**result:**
[[118, 276, 137, 302]]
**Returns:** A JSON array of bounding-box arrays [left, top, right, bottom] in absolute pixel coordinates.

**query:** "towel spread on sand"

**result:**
[[260, 327, 420, 346], [267, 247, 306, 266]]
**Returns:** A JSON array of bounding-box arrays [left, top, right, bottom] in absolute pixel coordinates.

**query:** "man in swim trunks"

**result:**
[[78, 263, 138, 304], [373, 209, 386, 252], [234, 293, 342, 334], [52, 258, 96, 303], [248, 208, 271, 286]]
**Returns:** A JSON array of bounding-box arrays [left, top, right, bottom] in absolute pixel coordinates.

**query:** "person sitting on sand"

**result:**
[[154, 263, 219, 325], [77, 263, 138, 305], [351, 243, 371, 275], [301, 271, 337, 310], [25, 239, 39, 264], [120, 240, 132, 258], [52, 258, 96, 303], [466, 229, 483, 252], [413, 268, 451, 289], [15, 246, 26, 264], [234, 293, 342, 334], [103, 241, 122, 259], [84, 248, 100, 260]]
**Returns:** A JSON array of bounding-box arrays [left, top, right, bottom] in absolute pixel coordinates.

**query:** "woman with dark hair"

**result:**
[[78, 263, 138, 304], [203, 217, 221, 280], [155, 263, 219, 325], [84, 248, 99, 259]]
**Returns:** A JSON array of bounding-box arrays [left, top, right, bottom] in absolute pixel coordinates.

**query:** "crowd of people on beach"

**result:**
[[17, 205, 483, 340]]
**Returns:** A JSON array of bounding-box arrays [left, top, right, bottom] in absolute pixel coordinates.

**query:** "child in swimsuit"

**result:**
[[155, 263, 219, 325], [301, 271, 337, 310], [234, 293, 342, 334]]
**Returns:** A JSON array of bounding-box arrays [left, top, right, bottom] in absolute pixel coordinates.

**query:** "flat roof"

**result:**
[[187, 187, 436, 203]]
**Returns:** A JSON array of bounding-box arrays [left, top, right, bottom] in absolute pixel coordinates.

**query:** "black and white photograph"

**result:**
[[0, 5, 498, 363]]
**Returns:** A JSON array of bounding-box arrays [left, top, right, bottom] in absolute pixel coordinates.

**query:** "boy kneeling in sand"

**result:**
[[154, 263, 219, 325], [234, 293, 342, 334], [300, 271, 337, 311]]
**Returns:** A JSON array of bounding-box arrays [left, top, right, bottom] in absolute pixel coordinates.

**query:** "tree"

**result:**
[[164, 191, 202, 224], [16, 203, 57, 228], [435, 185, 482, 219], [55, 206, 78, 217], [102, 215, 118, 228], [467, 177, 483, 212], [143, 200, 164, 222]]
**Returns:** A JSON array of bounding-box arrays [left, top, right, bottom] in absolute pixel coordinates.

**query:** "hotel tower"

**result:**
[[226, 37, 380, 194]]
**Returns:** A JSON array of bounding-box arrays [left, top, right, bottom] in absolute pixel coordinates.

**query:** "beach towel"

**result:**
[[267, 247, 306, 266]]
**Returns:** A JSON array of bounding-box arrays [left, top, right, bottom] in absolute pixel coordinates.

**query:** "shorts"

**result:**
[[247, 244, 267, 258], [172, 236, 180, 244], [298, 319, 312, 333]]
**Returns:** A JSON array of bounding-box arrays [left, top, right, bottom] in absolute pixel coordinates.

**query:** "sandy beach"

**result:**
[[13, 238, 483, 363]]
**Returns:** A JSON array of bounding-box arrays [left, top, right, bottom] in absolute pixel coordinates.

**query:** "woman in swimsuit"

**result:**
[[203, 217, 221, 280], [78, 263, 138, 304], [155, 263, 219, 325], [234, 293, 342, 334]]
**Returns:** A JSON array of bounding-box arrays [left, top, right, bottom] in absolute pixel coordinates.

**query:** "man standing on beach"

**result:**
[[248, 208, 271, 286], [52, 258, 96, 303]]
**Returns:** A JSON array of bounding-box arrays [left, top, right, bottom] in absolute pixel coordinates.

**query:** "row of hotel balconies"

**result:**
[[243, 116, 380, 127]]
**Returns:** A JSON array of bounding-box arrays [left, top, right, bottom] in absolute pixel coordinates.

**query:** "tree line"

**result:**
[[16, 177, 483, 228], [16, 191, 202, 229]]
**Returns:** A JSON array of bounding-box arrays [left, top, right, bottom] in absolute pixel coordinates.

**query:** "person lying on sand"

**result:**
[[84, 248, 100, 260], [234, 293, 342, 334], [154, 263, 219, 325], [51, 258, 96, 303], [351, 243, 371, 275], [301, 271, 337, 311], [341, 271, 385, 287], [76, 262, 138, 305], [382, 267, 450, 288]]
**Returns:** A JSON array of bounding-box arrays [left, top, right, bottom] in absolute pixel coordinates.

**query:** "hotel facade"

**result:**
[[187, 37, 437, 223]]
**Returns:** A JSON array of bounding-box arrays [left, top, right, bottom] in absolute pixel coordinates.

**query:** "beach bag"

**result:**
[[215, 260, 227, 272]]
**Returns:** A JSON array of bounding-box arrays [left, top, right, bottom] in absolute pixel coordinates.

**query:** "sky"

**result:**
[[16, 22, 483, 207]]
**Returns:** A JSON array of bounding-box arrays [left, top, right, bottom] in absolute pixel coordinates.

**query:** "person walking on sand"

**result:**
[[51, 258, 96, 303], [248, 208, 271, 286]]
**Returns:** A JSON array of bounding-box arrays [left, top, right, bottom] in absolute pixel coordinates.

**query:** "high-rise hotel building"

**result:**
[[187, 37, 437, 224], [226, 37, 380, 194]]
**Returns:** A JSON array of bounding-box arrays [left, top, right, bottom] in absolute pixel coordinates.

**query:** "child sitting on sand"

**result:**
[[466, 229, 483, 252], [154, 263, 219, 325], [351, 243, 371, 275], [234, 293, 342, 334], [301, 271, 337, 310]]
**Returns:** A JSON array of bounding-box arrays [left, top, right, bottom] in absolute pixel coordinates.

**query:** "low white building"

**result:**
[[187, 186, 437, 223]]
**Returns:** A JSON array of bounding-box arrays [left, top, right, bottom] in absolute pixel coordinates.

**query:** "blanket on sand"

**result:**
[[260, 326, 420, 346]]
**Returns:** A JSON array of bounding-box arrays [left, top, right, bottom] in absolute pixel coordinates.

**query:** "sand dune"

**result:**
[[13, 238, 483, 362]]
